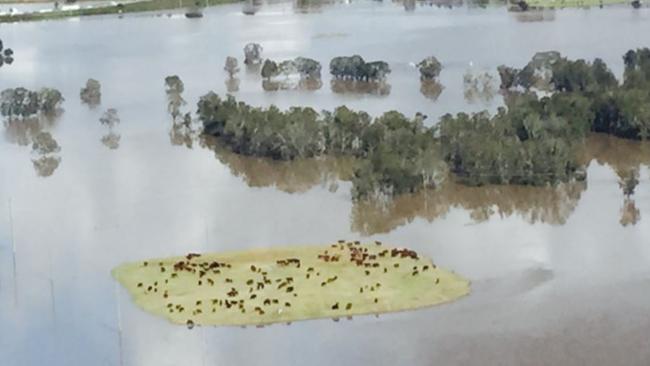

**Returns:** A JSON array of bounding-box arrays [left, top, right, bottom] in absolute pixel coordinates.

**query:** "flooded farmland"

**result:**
[[1, 1, 650, 365]]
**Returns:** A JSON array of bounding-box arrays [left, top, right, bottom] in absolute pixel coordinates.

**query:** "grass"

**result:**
[[112, 241, 470, 327], [519, 0, 627, 8], [0, 0, 237, 23]]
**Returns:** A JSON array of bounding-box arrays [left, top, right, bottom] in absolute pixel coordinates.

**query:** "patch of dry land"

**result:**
[[112, 242, 470, 327]]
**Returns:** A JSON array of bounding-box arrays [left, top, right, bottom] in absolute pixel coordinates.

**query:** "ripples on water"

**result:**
[[1, 2, 650, 365]]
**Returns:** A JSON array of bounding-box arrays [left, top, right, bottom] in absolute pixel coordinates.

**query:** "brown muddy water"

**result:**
[[1, 1, 650, 365]]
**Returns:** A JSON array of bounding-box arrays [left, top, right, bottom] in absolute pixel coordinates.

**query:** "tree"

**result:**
[[165, 75, 186, 121], [80, 78, 101, 106], [38, 88, 64, 115], [100, 108, 120, 128], [261, 59, 279, 80], [31, 131, 60, 154], [244, 43, 263, 65], [295, 57, 322, 79], [1, 87, 63, 118], [224, 56, 240, 78], [417, 57, 442, 80]]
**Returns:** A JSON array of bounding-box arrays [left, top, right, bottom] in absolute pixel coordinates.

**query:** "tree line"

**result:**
[[198, 48, 650, 200]]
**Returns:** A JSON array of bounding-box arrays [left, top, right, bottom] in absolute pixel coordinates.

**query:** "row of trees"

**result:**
[[329, 55, 391, 81], [261, 57, 322, 80], [233, 46, 447, 96], [0, 39, 14, 67], [0, 87, 64, 118], [197, 93, 444, 198], [497, 49, 650, 139], [197, 49, 650, 199]]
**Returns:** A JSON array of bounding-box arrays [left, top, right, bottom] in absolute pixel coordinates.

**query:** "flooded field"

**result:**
[[1, 1, 650, 365]]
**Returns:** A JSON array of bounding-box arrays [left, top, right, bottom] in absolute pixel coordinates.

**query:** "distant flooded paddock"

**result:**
[[1, 2, 650, 365]]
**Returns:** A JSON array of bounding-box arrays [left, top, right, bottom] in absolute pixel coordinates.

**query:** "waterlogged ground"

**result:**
[[1, 1, 650, 365]]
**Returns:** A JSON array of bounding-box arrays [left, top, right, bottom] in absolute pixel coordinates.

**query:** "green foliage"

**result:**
[[0, 38, 13, 66], [197, 48, 650, 200], [197, 94, 444, 198], [165, 75, 186, 121], [224, 56, 240, 78], [99, 108, 120, 128], [623, 48, 650, 89], [261, 59, 280, 80], [329, 55, 390, 81], [0, 87, 64, 118], [417, 56, 442, 80], [244, 43, 263, 65], [80, 78, 101, 107], [439, 107, 583, 186]]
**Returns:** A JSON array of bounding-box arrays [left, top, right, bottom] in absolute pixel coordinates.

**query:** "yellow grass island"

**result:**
[[112, 242, 470, 327]]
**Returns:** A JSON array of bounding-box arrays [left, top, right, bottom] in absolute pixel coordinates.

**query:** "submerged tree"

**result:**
[[80, 78, 101, 107], [259, 57, 322, 90], [463, 70, 496, 103], [99, 108, 121, 150], [224, 56, 240, 78], [165, 75, 186, 122], [261, 59, 280, 80], [330, 55, 391, 81], [100, 108, 120, 128], [0, 39, 14, 67], [417, 56, 442, 81], [244, 43, 263, 65], [0, 87, 64, 119], [31, 131, 60, 154], [197, 93, 443, 199]]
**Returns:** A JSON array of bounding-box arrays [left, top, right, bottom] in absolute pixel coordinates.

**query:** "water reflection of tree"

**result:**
[[351, 180, 587, 235], [3, 116, 63, 177], [617, 168, 640, 227], [581, 134, 650, 173], [170, 114, 198, 149], [263, 78, 323, 92], [582, 134, 646, 226], [195, 131, 648, 233], [225, 77, 240, 93], [420, 80, 444, 101], [242, 0, 262, 15], [99, 108, 121, 150], [32, 156, 61, 177], [3, 117, 49, 146], [512, 9, 556, 23], [463, 70, 497, 104], [403, 0, 416, 11], [330, 80, 391, 96], [294, 0, 329, 13], [201, 136, 355, 193]]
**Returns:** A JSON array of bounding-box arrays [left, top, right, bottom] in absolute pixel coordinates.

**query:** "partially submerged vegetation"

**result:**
[[329, 55, 391, 81], [197, 93, 442, 198], [1, 86, 64, 176], [0, 39, 14, 67], [80, 79, 101, 107], [198, 48, 650, 200], [112, 242, 470, 327], [1, 87, 64, 118], [99, 108, 121, 149], [261, 57, 323, 91]]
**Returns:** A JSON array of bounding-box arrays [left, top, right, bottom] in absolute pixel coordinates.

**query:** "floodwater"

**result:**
[[1, 1, 650, 365]]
